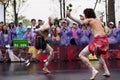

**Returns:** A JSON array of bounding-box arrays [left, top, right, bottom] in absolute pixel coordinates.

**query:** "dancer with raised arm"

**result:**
[[67, 8, 111, 80]]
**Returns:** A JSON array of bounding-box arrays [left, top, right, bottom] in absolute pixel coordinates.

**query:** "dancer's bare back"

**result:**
[[83, 18, 105, 37]]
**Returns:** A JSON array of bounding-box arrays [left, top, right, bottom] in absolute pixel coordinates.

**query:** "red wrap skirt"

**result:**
[[88, 35, 109, 56]]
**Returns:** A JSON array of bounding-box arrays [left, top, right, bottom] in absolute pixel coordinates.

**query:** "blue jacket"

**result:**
[[16, 25, 27, 40], [60, 26, 71, 46]]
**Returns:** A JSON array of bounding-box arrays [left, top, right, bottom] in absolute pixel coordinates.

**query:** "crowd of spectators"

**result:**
[[0, 16, 120, 47]]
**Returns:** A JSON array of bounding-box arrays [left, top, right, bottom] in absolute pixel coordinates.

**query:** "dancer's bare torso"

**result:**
[[41, 30, 49, 40], [35, 22, 50, 40], [83, 18, 105, 37]]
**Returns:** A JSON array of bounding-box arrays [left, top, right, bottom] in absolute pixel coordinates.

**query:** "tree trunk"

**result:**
[[3, 3, 6, 24], [108, 0, 115, 25], [63, 0, 65, 18], [59, 0, 62, 19], [13, 0, 18, 26], [15, 13, 18, 26], [94, 0, 98, 10], [2, 0, 10, 24], [105, 0, 108, 25]]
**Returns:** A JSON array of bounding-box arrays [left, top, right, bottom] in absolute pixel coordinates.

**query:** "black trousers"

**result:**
[[34, 36, 47, 50]]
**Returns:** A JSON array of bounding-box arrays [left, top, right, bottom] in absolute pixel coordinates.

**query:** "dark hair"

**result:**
[[0, 21, 3, 24], [73, 23, 77, 25], [81, 24, 87, 29], [70, 38, 77, 45], [2, 25, 8, 34], [83, 8, 96, 18], [31, 19, 36, 22], [119, 21, 120, 23], [38, 19, 42, 22], [81, 24, 86, 27], [8, 23, 15, 29], [79, 15, 83, 17]]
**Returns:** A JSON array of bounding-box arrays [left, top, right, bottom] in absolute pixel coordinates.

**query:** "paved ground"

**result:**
[[0, 60, 120, 80]]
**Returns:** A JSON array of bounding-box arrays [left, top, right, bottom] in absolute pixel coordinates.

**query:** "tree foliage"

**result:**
[[6, 0, 27, 26], [94, 0, 105, 10], [0, 0, 10, 24], [10, 0, 27, 14], [18, 15, 30, 26], [0, 0, 10, 9]]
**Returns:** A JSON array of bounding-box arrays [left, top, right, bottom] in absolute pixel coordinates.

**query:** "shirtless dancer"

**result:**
[[34, 17, 54, 73], [67, 8, 111, 80]]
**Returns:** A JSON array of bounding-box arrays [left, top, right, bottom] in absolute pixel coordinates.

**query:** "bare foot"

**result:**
[[37, 50, 41, 54], [43, 59, 47, 62], [43, 67, 51, 74], [90, 70, 99, 80], [102, 73, 111, 77]]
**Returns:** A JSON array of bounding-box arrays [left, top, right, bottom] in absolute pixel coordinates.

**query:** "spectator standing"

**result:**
[[115, 21, 120, 43], [31, 19, 36, 31], [107, 22, 117, 44], [16, 20, 27, 39], [78, 15, 85, 28], [30, 19, 37, 37], [69, 23, 81, 45], [23, 26, 34, 46], [0, 22, 3, 46], [1, 25, 12, 46], [79, 24, 90, 45], [36, 19, 43, 29], [8, 22, 16, 42], [51, 24, 61, 45], [60, 20, 71, 46]]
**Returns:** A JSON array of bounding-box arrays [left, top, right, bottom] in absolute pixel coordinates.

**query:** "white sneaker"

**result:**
[[25, 60, 30, 67], [25, 62, 30, 67], [25, 60, 29, 64]]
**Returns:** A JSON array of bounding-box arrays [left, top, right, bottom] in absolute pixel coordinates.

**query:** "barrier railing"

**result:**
[[0, 44, 120, 62]]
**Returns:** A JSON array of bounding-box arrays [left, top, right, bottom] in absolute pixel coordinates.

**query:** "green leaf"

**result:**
[[69, 3, 72, 7]]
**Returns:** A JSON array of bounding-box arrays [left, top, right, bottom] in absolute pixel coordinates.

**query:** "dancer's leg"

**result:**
[[79, 46, 98, 80], [37, 49, 42, 54], [43, 44, 54, 73], [96, 55, 110, 77]]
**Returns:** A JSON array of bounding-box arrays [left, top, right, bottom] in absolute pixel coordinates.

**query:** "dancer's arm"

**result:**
[[35, 16, 53, 33], [35, 22, 50, 33], [67, 11, 89, 25]]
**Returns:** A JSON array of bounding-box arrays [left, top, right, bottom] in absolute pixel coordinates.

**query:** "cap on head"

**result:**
[[73, 22, 78, 25], [8, 20, 13, 23], [79, 14, 83, 17], [27, 26, 31, 29], [109, 22, 114, 25], [18, 20, 23, 24], [61, 20, 67, 24]]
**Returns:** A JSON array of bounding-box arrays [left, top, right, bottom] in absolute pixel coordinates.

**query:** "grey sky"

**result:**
[[21, 0, 120, 24]]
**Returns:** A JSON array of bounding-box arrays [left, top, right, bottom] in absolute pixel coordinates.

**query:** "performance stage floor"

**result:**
[[0, 60, 120, 80]]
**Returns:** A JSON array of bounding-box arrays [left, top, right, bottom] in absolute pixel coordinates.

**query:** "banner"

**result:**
[[0, 44, 120, 62]]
